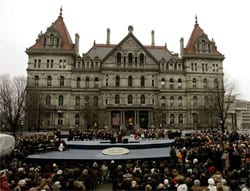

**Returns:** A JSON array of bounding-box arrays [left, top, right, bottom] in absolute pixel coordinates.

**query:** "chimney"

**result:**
[[75, 33, 80, 55], [106, 28, 110, 45], [180, 37, 184, 57], [151, 30, 155, 46]]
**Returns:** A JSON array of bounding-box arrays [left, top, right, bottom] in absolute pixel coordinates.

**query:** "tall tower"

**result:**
[[181, 16, 225, 129], [25, 8, 77, 131]]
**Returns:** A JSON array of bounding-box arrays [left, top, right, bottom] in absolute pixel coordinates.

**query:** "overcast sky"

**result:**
[[1, 0, 250, 100]]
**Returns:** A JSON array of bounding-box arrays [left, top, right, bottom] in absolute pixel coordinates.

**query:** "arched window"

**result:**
[[35, 75, 39, 86], [58, 95, 63, 106], [60, 76, 64, 87], [169, 78, 174, 89], [161, 78, 166, 88], [116, 52, 122, 64], [178, 114, 183, 124], [170, 96, 174, 107], [115, 95, 120, 104], [128, 53, 133, 64], [128, 76, 133, 87], [94, 77, 99, 88], [161, 96, 166, 107], [178, 96, 183, 107], [85, 77, 90, 87], [93, 96, 98, 107], [204, 96, 209, 106], [141, 76, 145, 87], [214, 79, 219, 88], [203, 78, 207, 88], [47, 76, 52, 87], [84, 95, 90, 106], [75, 96, 80, 107], [116, 76, 120, 87], [141, 95, 145, 104], [152, 75, 155, 87], [128, 95, 133, 104], [178, 78, 182, 89], [139, 53, 144, 64], [58, 112, 63, 126], [75, 114, 80, 125], [77, 77, 81, 88], [193, 96, 198, 107], [192, 78, 197, 88], [170, 114, 175, 125], [192, 113, 198, 124], [45, 95, 51, 106]]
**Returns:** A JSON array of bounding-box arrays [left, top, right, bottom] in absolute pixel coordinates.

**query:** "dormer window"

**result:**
[[196, 39, 211, 53], [43, 32, 60, 48], [50, 34, 55, 46]]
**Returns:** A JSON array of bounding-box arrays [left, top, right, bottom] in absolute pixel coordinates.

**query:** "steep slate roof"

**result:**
[[184, 17, 223, 56], [87, 43, 115, 60], [29, 8, 74, 51], [146, 45, 177, 62]]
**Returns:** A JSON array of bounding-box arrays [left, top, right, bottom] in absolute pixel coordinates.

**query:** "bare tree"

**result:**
[[0, 74, 26, 136], [83, 95, 98, 129], [25, 90, 44, 132], [206, 75, 238, 133]]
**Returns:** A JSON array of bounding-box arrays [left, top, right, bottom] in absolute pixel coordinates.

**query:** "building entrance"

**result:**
[[109, 110, 151, 130], [139, 111, 148, 129], [125, 111, 135, 130]]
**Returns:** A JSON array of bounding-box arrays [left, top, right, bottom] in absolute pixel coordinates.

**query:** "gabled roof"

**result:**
[[184, 17, 223, 56], [86, 27, 177, 63], [29, 8, 74, 51], [101, 28, 159, 64]]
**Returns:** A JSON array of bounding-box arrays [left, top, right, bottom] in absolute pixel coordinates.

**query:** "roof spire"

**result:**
[[195, 15, 198, 25], [59, 6, 63, 18]]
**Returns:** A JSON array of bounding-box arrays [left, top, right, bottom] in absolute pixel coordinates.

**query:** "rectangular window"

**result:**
[[38, 59, 41, 68], [63, 60, 66, 68], [47, 60, 49, 68], [34, 59, 37, 68], [51, 60, 53, 68], [59, 59, 62, 68]]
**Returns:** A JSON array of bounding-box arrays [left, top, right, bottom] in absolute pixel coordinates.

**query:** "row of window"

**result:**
[[46, 112, 198, 126], [33, 59, 67, 69], [34, 75, 219, 89], [74, 60, 100, 69], [45, 94, 211, 108], [116, 52, 145, 64], [45, 95, 99, 107], [191, 62, 218, 72], [160, 62, 183, 71]]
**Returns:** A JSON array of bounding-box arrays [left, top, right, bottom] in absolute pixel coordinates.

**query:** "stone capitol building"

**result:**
[[25, 9, 225, 131]]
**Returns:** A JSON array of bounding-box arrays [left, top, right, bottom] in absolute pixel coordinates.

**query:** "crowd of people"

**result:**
[[0, 128, 249, 191]]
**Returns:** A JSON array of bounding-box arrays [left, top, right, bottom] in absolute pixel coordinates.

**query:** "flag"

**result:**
[[112, 113, 120, 126]]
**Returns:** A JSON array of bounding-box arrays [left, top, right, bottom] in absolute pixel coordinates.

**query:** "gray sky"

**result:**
[[1, 0, 250, 100]]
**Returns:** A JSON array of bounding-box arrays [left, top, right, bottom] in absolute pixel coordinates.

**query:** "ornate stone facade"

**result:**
[[25, 10, 224, 131]]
